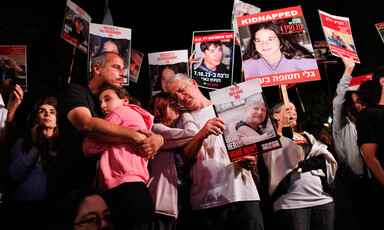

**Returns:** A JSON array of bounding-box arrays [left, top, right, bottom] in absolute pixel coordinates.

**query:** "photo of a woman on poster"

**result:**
[[88, 34, 131, 84], [242, 22, 317, 80], [153, 64, 185, 92], [235, 93, 275, 145]]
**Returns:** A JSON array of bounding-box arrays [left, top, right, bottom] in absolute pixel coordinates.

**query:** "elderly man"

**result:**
[[167, 73, 264, 230]]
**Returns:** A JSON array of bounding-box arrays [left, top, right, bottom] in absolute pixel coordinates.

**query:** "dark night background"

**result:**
[[1, 0, 383, 129]]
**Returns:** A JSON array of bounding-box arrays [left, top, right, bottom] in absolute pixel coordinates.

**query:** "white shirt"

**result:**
[[188, 105, 260, 211]]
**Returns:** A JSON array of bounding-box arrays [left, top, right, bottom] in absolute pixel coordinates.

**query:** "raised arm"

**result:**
[[332, 56, 355, 131]]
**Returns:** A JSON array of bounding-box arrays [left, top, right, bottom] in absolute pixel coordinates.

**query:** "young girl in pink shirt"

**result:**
[[82, 85, 155, 230]]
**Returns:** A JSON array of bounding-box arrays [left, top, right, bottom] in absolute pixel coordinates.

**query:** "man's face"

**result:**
[[167, 79, 199, 111], [95, 53, 125, 88], [201, 44, 222, 69]]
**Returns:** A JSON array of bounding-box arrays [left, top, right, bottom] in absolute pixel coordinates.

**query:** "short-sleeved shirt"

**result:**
[[356, 105, 384, 166], [187, 105, 260, 211], [56, 82, 102, 197]]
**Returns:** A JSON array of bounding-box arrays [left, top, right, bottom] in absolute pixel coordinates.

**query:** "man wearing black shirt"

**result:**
[[56, 52, 163, 198]]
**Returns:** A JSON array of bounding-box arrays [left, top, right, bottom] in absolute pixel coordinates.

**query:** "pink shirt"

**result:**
[[83, 105, 153, 192]]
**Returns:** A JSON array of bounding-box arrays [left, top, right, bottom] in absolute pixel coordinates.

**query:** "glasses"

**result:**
[[73, 214, 112, 229]]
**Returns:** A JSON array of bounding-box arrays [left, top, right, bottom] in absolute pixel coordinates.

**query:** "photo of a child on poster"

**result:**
[[319, 10, 360, 63], [191, 30, 234, 90], [0, 45, 27, 93], [237, 6, 320, 87], [210, 79, 281, 162], [61, 0, 91, 53], [88, 23, 131, 85], [148, 50, 188, 96]]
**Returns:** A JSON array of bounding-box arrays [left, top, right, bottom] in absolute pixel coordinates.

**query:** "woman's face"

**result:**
[[254, 28, 281, 60], [161, 68, 176, 92], [35, 104, 57, 129], [102, 41, 119, 54], [73, 195, 113, 230], [75, 20, 84, 33], [245, 102, 267, 127], [351, 92, 364, 112], [275, 102, 297, 128]]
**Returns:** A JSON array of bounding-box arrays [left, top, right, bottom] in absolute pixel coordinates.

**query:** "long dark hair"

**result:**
[[23, 96, 59, 164], [243, 22, 315, 61], [343, 91, 359, 124]]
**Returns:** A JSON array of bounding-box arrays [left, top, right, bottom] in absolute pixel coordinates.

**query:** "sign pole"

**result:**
[[68, 45, 76, 84]]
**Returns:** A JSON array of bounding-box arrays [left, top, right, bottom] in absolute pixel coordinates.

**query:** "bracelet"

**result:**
[[159, 134, 164, 147]]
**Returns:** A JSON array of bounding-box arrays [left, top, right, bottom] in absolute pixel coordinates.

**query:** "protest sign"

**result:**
[[0, 45, 27, 92], [191, 30, 235, 90], [375, 22, 384, 44], [129, 49, 144, 83], [148, 50, 188, 96], [232, 0, 260, 45], [88, 23, 132, 85], [209, 79, 281, 161], [313, 40, 338, 64], [348, 73, 372, 91], [319, 10, 360, 63], [61, 0, 91, 53], [237, 6, 320, 87]]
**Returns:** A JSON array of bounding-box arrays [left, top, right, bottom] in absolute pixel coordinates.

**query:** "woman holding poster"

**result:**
[[243, 22, 317, 80]]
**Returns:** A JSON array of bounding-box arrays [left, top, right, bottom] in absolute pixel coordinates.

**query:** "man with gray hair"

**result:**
[[167, 73, 264, 230]]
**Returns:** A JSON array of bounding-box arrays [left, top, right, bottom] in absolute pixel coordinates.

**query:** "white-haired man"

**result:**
[[167, 73, 264, 230]]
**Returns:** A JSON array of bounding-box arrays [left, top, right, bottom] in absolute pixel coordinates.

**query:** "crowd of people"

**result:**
[[0, 49, 383, 230]]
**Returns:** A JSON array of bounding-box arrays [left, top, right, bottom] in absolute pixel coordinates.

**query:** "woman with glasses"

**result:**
[[54, 187, 113, 230]]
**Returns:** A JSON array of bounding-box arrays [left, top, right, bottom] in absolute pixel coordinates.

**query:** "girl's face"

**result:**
[[161, 68, 176, 92], [35, 104, 57, 129], [351, 92, 364, 112], [99, 89, 129, 116], [245, 102, 267, 127], [254, 28, 281, 59], [163, 100, 180, 127]]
